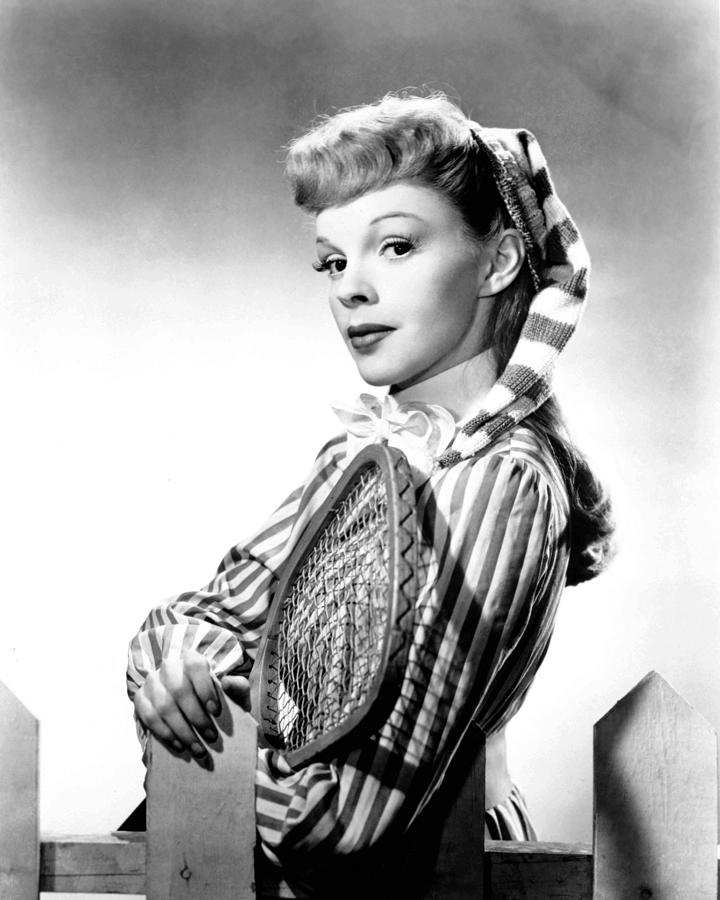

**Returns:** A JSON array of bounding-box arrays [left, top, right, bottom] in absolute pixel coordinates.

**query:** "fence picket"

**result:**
[[0, 678, 39, 900], [2, 671, 718, 899], [422, 728, 486, 899], [146, 696, 257, 900], [593, 671, 718, 899]]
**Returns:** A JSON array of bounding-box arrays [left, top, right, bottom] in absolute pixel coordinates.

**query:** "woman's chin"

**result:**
[[354, 359, 414, 389], [353, 362, 392, 388], [359, 373, 391, 388]]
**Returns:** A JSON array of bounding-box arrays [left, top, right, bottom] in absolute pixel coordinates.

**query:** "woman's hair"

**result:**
[[286, 94, 506, 242], [286, 93, 614, 586]]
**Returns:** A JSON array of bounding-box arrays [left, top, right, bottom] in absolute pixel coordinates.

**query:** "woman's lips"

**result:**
[[348, 324, 394, 350]]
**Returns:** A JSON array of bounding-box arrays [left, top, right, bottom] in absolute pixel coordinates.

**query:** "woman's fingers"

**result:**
[[134, 655, 249, 757], [158, 660, 218, 745], [184, 652, 222, 717], [135, 668, 211, 755], [220, 674, 252, 711], [133, 689, 193, 754]]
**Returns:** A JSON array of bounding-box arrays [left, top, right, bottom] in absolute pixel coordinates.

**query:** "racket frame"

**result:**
[[250, 443, 417, 767]]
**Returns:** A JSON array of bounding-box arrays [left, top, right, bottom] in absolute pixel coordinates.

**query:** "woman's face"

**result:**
[[314, 182, 494, 390]]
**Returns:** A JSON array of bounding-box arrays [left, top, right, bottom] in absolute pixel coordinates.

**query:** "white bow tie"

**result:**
[[332, 393, 456, 479]]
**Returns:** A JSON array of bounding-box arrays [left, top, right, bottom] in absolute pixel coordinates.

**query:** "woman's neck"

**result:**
[[391, 348, 497, 420]]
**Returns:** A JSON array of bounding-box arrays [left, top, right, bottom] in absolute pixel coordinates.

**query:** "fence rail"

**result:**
[[2, 672, 718, 898], [38, 833, 597, 897]]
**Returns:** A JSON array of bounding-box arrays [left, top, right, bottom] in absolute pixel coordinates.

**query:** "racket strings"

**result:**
[[268, 466, 391, 753]]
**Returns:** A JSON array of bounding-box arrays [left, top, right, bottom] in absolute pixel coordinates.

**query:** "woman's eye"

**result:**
[[313, 256, 347, 276], [380, 238, 416, 259]]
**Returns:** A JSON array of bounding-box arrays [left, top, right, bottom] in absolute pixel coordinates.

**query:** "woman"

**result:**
[[127, 93, 613, 894]]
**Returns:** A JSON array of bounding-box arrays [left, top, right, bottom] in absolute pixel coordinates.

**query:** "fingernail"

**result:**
[[190, 742, 205, 757], [203, 728, 217, 742], [172, 739, 184, 752], [207, 701, 220, 716]]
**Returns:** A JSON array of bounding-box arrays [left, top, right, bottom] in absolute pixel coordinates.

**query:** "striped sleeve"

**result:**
[[254, 450, 569, 871], [126, 437, 347, 699]]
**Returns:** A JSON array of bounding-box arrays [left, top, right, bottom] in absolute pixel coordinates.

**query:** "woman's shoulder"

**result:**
[[451, 422, 570, 520]]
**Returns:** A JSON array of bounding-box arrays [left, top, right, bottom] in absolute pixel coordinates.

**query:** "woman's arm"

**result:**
[[126, 436, 347, 752], [253, 448, 569, 867]]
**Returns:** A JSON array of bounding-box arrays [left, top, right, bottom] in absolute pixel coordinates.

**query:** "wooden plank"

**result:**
[[0, 678, 39, 900], [424, 732, 486, 898], [36, 837, 587, 898], [486, 841, 592, 900], [379, 727, 487, 898], [34, 836, 720, 896], [146, 696, 257, 900], [40, 833, 145, 894], [594, 671, 718, 899]]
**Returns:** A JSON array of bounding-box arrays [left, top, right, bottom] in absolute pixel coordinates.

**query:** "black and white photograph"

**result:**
[[1, 1, 718, 897]]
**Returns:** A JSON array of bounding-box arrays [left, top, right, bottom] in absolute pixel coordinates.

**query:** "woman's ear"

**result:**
[[477, 228, 526, 297]]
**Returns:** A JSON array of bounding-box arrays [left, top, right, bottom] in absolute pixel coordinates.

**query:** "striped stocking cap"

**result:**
[[437, 126, 590, 467]]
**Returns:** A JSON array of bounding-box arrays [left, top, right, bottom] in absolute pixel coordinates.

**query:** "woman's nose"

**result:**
[[334, 265, 377, 308]]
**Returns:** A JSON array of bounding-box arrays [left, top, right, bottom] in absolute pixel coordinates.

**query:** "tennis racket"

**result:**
[[250, 443, 418, 767]]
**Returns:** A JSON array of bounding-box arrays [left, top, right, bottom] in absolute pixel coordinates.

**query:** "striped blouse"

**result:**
[[127, 421, 570, 880]]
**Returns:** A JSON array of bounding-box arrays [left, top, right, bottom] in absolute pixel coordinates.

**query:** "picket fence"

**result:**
[[0, 672, 717, 899]]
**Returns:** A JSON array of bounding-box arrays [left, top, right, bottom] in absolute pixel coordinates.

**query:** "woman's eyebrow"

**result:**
[[315, 211, 425, 244], [368, 211, 425, 226]]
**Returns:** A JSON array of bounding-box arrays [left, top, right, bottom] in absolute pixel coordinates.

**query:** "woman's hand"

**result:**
[[133, 650, 251, 757]]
